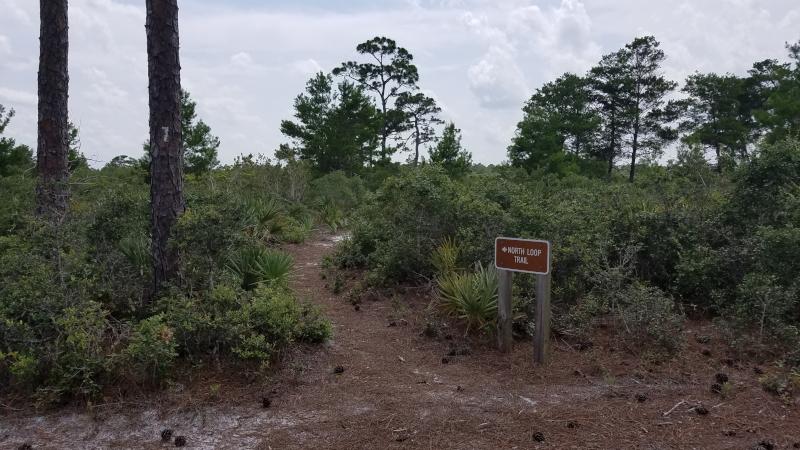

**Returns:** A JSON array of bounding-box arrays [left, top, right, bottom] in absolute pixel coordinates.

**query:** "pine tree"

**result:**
[[509, 73, 598, 173], [36, 0, 70, 218], [620, 36, 678, 182], [429, 122, 471, 177], [146, 0, 184, 295], [281, 72, 379, 174], [395, 92, 442, 166], [333, 37, 419, 163], [680, 73, 749, 171]]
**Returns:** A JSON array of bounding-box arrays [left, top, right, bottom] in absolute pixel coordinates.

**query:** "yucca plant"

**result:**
[[431, 237, 461, 275], [227, 246, 293, 290], [437, 263, 498, 334]]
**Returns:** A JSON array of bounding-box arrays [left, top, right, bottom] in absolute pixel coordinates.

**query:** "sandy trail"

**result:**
[[1, 232, 797, 449]]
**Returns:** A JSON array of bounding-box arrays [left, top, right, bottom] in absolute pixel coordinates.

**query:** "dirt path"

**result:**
[[1, 233, 798, 449]]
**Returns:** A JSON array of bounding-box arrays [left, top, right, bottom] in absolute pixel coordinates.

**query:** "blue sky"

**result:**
[[1, 0, 798, 166]]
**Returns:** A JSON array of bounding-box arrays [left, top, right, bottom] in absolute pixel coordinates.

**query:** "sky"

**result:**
[[1, 0, 799, 166]]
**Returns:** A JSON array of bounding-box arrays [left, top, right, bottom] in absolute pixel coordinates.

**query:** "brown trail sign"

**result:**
[[495, 238, 550, 274], [494, 237, 551, 364]]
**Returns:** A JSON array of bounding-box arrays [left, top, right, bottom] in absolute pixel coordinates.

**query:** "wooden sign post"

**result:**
[[494, 237, 552, 365]]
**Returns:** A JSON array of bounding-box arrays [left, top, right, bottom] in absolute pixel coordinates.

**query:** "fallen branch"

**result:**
[[663, 400, 686, 417]]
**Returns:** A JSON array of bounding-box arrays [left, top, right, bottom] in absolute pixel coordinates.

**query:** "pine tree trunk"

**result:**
[[606, 110, 617, 180], [629, 118, 639, 183], [715, 143, 722, 173], [36, 0, 70, 219], [413, 119, 420, 166], [379, 97, 388, 162], [146, 0, 184, 296], [607, 119, 616, 178], [628, 136, 637, 183]]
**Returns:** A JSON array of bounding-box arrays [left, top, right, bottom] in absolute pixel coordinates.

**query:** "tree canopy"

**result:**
[[429, 122, 471, 177], [0, 105, 33, 177], [333, 36, 419, 163], [280, 72, 380, 174]]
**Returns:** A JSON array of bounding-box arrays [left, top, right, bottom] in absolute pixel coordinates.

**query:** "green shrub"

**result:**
[[674, 245, 729, 312], [241, 197, 284, 241], [121, 314, 178, 383], [726, 273, 799, 346], [339, 166, 509, 284], [307, 171, 366, 213], [156, 283, 331, 367], [0, 163, 335, 403], [175, 191, 253, 290], [154, 285, 240, 357], [233, 286, 331, 363], [280, 214, 315, 243], [295, 302, 332, 343], [563, 248, 684, 354], [615, 282, 684, 354], [47, 302, 111, 401], [730, 138, 800, 228]]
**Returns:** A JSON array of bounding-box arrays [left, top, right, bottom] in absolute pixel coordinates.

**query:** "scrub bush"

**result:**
[[0, 160, 333, 404]]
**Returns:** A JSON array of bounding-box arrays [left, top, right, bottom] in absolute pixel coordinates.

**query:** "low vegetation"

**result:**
[[334, 138, 800, 362], [0, 161, 342, 404]]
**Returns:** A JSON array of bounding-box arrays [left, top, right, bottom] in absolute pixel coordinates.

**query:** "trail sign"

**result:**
[[495, 237, 550, 275], [494, 237, 552, 365]]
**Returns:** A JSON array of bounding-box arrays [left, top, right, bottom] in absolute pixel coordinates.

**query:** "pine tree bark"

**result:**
[[629, 128, 638, 183], [413, 118, 420, 166], [36, 0, 70, 219], [606, 112, 617, 178], [146, 0, 184, 296], [629, 110, 640, 183]]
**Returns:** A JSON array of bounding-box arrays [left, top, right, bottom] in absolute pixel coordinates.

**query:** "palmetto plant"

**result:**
[[437, 263, 498, 334], [118, 234, 150, 276], [241, 198, 285, 240], [227, 246, 293, 290], [319, 198, 346, 232], [431, 237, 460, 275]]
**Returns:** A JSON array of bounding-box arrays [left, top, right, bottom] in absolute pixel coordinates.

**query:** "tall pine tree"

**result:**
[[619, 36, 678, 182], [146, 0, 184, 296], [395, 92, 442, 166], [36, 0, 70, 218], [333, 37, 419, 163], [429, 122, 471, 177], [680, 73, 749, 171], [589, 50, 631, 177], [509, 73, 598, 173], [281, 72, 379, 174]]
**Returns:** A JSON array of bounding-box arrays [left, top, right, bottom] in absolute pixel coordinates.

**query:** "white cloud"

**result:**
[[0, 87, 36, 106], [0, 0, 798, 166], [467, 45, 528, 108], [292, 58, 323, 76], [0, 35, 10, 55], [1, 0, 32, 26], [230, 52, 254, 68], [83, 67, 129, 107]]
